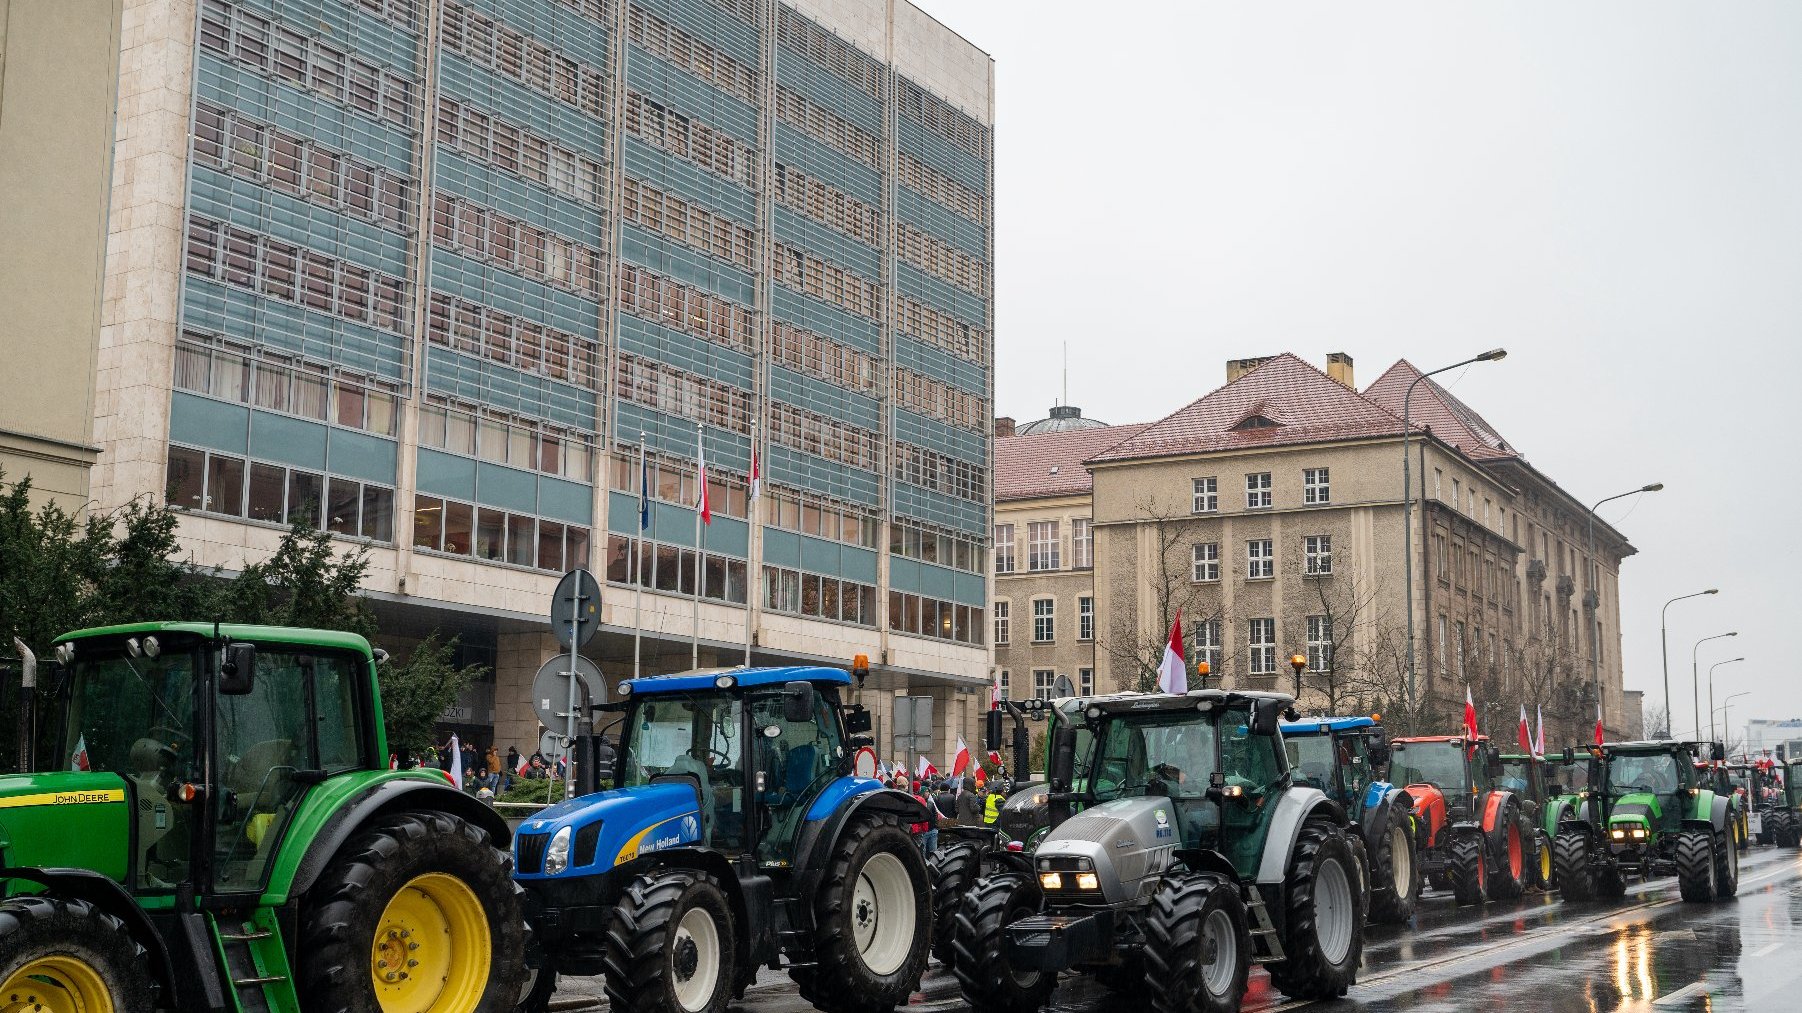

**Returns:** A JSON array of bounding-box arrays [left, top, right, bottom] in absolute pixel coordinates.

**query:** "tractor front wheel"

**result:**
[[298, 810, 526, 1013], [928, 839, 986, 963], [0, 896, 156, 1013], [1487, 804, 1530, 900], [603, 869, 737, 1013], [1145, 872, 1249, 1013], [1266, 822, 1363, 1000], [950, 874, 1054, 1013], [1713, 828, 1740, 899], [1552, 830, 1593, 900], [1367, 805, 1420, 924], [793, 813, 932, 1013], [1675, 829, 1716, 903], [1448, 831, 1487, 906]]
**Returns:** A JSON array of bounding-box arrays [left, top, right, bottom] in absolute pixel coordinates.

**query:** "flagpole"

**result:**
[[693, 419, 703, 670], [633, 433, 646, 679], [744, 418, 757, 667]]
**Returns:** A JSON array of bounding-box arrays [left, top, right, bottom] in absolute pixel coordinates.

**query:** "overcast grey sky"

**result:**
[[915, 1, 1802, 736]]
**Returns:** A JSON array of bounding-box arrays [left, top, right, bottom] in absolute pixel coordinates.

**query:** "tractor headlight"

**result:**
[[543, 826, 573, 876], [1609, 827, 1627, 840], [1631, 828, 1647, 840], [1075, 872, 1100, 891], [1039, 872, 1063, 890]]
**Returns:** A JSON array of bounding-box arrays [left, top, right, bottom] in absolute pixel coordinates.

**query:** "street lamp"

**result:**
[[1402, 348, 1507, 713], [1718, 691, 1750, 755], [1691, 632, 1738, 740], [1660, 589, 1719, 738], [1585, 483, 1663, 732], [1708, 657, 1745, 744]]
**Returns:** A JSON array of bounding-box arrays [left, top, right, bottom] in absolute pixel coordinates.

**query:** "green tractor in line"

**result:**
[[0, 622, 524, 1013], [1496, 752, 1559, 890], [1552, 740, 1739, 903], [1768, 759, 1802, 847]]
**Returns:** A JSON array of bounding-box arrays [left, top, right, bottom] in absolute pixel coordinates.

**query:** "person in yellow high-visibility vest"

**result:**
[[983, 783, 1003, 825]]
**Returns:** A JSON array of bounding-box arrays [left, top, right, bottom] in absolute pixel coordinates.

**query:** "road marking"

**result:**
[[1750, 941, 1783, 958], [1652, 981, 1710, 1006]]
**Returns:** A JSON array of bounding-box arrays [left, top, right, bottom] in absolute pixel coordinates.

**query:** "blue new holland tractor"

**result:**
[[515, 664, 933, 1013], [1279, 716, 1420, 923]]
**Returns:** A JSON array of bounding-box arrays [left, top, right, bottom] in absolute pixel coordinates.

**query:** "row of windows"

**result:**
[[896, 220, 986, 296], [436, 96, 605, 207], [604, 533, 752, 604], [618, 262, 755, 353], [759, 486, 880, 548], [193, 102, 412, 230], [429, 192, 605, 300], [425, 290, 600, 388], [891, 519, 984, 574], [627, 4, 756, 105], [992, 518, 1092, 573], [621, 176, 756, 270], [992, 596, 1094, 645], [626, 91, 755, 188], [1434, 532, 1520, 609], [897, 151, 985, 223], [441, 1, 607, 118], [771, 320, 878, 394], [419, 397, 594, 482], [772, 244, 881, 321], [1192, 468, 1330, 513], [166, 445, 395, 542], [893, 366, 984, 432], [768, 401, 881, 472], [774, 86, 880, 170], [606, 451, 752, 521], [768, 566, 878, 626], [893, 442, 985, 503], [551, 0, 610, 25], [199, 1, 412, 129], [174, 336, 399, 437], [897, 78, 988, 161], [996, 668, 1096, 702], [413, 493, 591, 573], [774, 162, 880, 248], [1189, 535, 1333, 581], [616, 352, 752, 436], [889, 592, 985, 645], [350, 0, 419, 32], [776, 7, 884, 102], [186, 214, 406, 332], [895, 293, 985, 366]]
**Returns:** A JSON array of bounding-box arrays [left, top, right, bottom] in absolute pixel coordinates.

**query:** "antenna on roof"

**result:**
[[1062, 342, 1069, 408]]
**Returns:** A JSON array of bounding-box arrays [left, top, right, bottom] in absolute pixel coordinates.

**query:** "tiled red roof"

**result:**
[[996, 422, 1151, 501], [1362, 360, 1520, 462], [1085, 354, 1410, 465]]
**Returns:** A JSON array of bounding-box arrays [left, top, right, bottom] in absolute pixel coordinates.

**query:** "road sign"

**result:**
[[1052, 675, 1076, 698], [892, 695, 934, 758], [551, 568, 601, 649], [531, 654, 606, 731]]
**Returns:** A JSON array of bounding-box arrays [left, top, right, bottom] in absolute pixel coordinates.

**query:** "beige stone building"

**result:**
[[0, 0, 125, 510]]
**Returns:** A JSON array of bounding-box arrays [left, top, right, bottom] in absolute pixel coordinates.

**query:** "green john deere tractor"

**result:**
[[1551, 740, 1739, 903], [0, 623, 524, 1013]]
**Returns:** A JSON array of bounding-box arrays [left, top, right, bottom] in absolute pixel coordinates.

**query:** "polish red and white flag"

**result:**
[[1534, 705, 1546, 757], [916, 755, 937, 779], [1517, 704, 1532, 755], [1594, 703, 1605, 746], [1463, 686, 1479, 742], [951, 736, 971, 777], [1157, 611, 1187, 694], [696, 436, 712, 525]]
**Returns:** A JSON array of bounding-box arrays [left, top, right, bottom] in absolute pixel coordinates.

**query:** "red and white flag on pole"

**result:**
[[1534, 705, 1546, 757], [1463, 686, 1479, 742], [1157, 611, 1187, 694], [1517, 704, 1532, 755], [917, 755, 937, 779], [749, 440, 761, 503], [696, 436, 712, 525], [1594, 703, 1605, 746], [951, 736, 971, 777], [69, 735, 90, 772]]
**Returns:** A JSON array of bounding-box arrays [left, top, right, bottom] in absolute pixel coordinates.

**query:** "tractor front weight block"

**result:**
[[1005, 910, 1114, 972]]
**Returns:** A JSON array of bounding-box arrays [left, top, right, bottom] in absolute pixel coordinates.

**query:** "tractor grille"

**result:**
[[574, 822, 603, 868], [517, 832, 549, 875]]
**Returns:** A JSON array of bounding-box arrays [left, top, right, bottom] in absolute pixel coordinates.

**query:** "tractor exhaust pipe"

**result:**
[[12, 638, 35, 774]]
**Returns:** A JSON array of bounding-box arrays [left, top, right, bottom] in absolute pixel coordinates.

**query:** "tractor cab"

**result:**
[[1278, 716, 1390, 817], [1388, 735, 1536, 904], [1389, 735, 1498, 833], [1601, 742, 1702, 842], [1498, 754, 1548, 807]]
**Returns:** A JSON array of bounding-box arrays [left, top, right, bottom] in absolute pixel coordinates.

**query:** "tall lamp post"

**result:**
[[1402, 348, 1507, 715], [1708, 657, 1745, 744], [1585, 483, 1663, 733], [1718, 691, 1749, 755], [1660, 589, 1718, 738], [1691, 631, 1738, 740]]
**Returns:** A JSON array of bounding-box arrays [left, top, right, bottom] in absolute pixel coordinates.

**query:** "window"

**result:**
[[1434, 469, 1443, 499], [1032, 598, 1055, 643], [1437, 616, 1448, 671], [1033, 670, 1056, 701], [1192, 477, 1218, 513], [998, 670, 1010, 702], [1434, 533, 1448, 581], [1028, 521, 1060, 571], [1455, 621, 1467, 678], [1246, 473, 1272, 509], [1307, 616, 1333, 673], [1192, 542, 1219, 582], [1079, 597, 1094, 642], [1072, 518, 1093, 569], [993, 524, 1015, 573], [1247, 539, 1274, 579], [1194, 619, 1221, 677], [1452, 478, 1461, 511], [1304, 535, 1333, 575], [1248, 618, 1276, 675], [993, 601, 1010, 645], [1079, 668, 1095, 696], [1304, 468, 1330, 504]]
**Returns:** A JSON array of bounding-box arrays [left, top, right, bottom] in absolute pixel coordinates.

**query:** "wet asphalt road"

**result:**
[[549, 846, 1802, 1013]]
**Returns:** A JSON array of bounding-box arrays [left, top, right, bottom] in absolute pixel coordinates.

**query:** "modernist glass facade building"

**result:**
[[96, 0, 995, 752]]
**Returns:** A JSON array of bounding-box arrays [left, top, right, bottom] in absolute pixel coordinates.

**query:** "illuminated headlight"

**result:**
[[715, 675, 737, 689], [1030, 793, 1049, 807], [1631, 828, 1647, 840], [1039, 872, 1063, 890], [543, 826, 573, 875], [1609, 828, 1626, 840], [1075, 873, 1100, 891]]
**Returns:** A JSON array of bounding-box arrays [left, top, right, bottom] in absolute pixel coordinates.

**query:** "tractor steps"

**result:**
[[1246, 893, 1286, 964], [209, 910, 294, 1013]]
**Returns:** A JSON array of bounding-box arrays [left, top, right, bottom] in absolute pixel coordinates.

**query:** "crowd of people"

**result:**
[[399, 737, 612, 801], [882, 770, 1013, 854]]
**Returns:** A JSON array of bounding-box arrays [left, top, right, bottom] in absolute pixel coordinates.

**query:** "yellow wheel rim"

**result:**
[[1539, 841, 1553, 882], [0, 955, 115, 1013], [370, 873, 492, 1013]]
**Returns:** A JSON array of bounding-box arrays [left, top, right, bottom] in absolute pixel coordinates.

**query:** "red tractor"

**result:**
[[1388, 735, 1533, 905]]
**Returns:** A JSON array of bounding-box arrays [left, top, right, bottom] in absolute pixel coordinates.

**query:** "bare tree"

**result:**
[[1643, 702, 1670, 741], [1282, 540, 1384, 716], [1100, 494, 1226, 693]]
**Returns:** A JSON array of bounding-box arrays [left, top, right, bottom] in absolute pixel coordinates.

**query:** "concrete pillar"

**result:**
[[494, 630, 562, 757]]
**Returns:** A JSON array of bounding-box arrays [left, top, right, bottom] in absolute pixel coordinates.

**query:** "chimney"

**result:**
[[1226, 356, 1274, 383], [1326, 352, 1355, 389], [994, 416, 1016, 438]]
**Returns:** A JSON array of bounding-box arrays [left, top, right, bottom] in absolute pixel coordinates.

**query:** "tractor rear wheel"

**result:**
[[1713, 828, 1740, 899], [1552, 830, 1593, 900], [1675, 829, 1716, 902], [1448, 831, 1487, 906], [1265, 822, 1363, 1000], [603, 869, 736, 1013], [793, 813, 931, 1013], [1145, 872, 1249, 1013], [928, 839, 985, 963], [1487, 803, 1530, 900], [0, 896, 156, 1013], [950, 873, 1054, 1013], [1367, 804, 1419, 925], [298, 810, 526, 1013]]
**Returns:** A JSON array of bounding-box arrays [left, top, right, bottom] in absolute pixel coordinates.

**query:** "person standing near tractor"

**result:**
[[957, 777, 983, 825]]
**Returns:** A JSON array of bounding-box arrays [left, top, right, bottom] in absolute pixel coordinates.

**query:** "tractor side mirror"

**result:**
[[1369, 738, 1392, 768], [1250, 698, 1284, 737], [1049, 725, 1079, 792], [1561, 746, 1574, 766], [842, 705, 872, 735], [219, 643, 256, 696], [1485, 747, 1503, 778], [782, 681, 816, 723]]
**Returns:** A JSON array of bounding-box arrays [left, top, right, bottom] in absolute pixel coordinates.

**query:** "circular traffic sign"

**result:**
[[551, 568, 601, 649], [531, 654, 607, 731], [853, 745, 878, 779]]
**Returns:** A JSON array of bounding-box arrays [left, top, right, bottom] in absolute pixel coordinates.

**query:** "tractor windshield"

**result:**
[[1286, 734, 1338, 794], [1390, 742, 1469, 792], [620, 693, 744, 790], [1090, 712, 1217, 802], [1608, 753, 1681, 796], [1498, 758, 1534, 796]]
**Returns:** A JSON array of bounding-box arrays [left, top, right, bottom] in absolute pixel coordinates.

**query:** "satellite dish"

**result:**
[[531, 655, 607, 731], [1052, 675, 1077, 699]]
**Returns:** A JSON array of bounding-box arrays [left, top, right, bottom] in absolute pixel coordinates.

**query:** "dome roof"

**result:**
[[1016, 405, 1108, 435]]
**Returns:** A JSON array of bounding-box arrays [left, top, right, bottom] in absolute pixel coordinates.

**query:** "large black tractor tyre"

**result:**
[[1552, 830, 1594, 900], [792, 813, 932, 1013], [928, 838, 986, 963], [1675, 829, 1716, 903], [1713, 827, 1740, 899], [1367, 804, 1421, 924], [0, 895, 157, 1012], [299, 810, 526, 1013], [602, 868, 737, 1013], [1780, 813, 1801, 849], [1266, 822, 1364, 1001], [1448, 830, 1488, 906], [950, 873, 1055, 1013], [1144, 872, 1250, 1013], [1487, 802, 1532, 901], [1594, 861, 1628, 900]]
